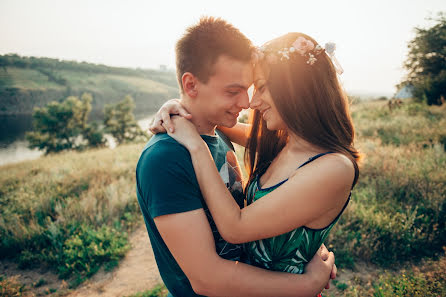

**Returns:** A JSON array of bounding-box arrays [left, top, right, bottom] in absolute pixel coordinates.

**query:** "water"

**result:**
[[0, 114, 153, 166]]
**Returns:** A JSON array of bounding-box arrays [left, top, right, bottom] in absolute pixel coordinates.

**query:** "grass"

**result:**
[[125, 284, 168, 297], [0, 143, 145, 286], [0, 275, 31, 297], [0, 99, 445, 296], [0, 66, 179, 115], [0, 67, 64, 90]]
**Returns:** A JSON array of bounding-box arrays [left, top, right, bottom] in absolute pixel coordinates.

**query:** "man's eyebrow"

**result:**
[[224, 83, 249, 90]]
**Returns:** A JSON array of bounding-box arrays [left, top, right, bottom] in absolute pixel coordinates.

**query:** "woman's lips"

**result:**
[[260, 108, 270, 118]]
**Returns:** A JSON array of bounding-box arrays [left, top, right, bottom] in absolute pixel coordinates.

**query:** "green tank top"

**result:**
[[244, 152, 350, 274]]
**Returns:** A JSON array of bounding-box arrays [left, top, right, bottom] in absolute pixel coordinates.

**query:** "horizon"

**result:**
[[1, 0, 445, 96]]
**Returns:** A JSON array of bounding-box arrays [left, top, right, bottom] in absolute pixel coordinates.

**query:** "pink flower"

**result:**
[[292, 37, 315, 55]]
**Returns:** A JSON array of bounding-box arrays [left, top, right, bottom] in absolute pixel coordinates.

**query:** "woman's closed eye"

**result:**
[[255, 84, 266, 93]]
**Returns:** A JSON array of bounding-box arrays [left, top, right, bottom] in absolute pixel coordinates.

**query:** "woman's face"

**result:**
[[250, 64, 287, 131]]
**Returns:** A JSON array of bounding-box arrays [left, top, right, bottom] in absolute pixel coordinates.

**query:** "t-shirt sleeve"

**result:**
[[136, 140, 203, 218]]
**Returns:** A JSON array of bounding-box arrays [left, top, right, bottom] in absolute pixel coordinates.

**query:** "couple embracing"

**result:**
[[136, 16, 360, 297]]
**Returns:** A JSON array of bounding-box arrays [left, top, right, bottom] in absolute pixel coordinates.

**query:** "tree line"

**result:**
[[26, 93, 149, 154], [401, 12, 445, 105], [0, 54, 178, 88]]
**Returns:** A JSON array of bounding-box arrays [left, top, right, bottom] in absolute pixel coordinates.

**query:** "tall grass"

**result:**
[[0, 143, 144, 284], [1, 99, 445, 296], [328, 101, 445, 267]]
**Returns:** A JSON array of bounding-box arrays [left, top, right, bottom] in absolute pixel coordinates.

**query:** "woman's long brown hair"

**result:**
[[245, 32, 361, 190]]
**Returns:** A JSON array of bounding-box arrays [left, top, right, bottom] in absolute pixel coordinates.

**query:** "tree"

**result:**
[[103, 95, 148, 145], [26, 93, 106, 153], [400, 12, 446, 105]]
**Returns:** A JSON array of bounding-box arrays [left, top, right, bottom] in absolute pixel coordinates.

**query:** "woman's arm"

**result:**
[[149, 98, 252, 146], [189, 143, 353, 244], [167, 117, 354, 245], [149, 99, 192, 134], [217, 123, 251, 147]]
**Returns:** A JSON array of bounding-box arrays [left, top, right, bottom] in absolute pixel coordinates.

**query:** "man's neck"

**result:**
[[180, 97, 216, 136]]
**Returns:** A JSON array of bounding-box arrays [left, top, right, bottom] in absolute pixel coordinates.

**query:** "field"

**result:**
[[0, 99, 445, 296], [0, 63, 179, 116]]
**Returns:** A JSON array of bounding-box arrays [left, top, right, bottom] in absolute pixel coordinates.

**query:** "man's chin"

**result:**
[[222, 118, 238, 128]]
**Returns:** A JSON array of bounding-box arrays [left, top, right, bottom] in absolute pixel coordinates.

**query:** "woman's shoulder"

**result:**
[[290, 152, 355, 190]]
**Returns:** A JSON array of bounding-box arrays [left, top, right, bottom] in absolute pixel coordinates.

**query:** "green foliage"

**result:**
[[328, 100, 446, 268], [125, 284, 168, 297], [0, 275, 29, 297], [0, 54, 180, 116], [59, 224, 130, 279], [343, 251, 446, 297], [26, 93, 106, 153], [372, 259, 446, 297], [238, 113, 249, 124], [401, 12, 446, 105], [0, 144, 142, 285], [104, 95, 149, 145], [25, 92, 151, 154], [0, 54, 178, 88]]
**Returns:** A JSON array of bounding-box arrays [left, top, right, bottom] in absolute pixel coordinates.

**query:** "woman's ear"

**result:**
[[182, 72, 198, 98]]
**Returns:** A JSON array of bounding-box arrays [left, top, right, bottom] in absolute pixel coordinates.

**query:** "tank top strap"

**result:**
[[297, 152, 334, 169]]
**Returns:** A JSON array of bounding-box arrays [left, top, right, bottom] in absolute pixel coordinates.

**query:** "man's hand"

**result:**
[[149, 99, 192, 134], [305, 244, 336, 294]]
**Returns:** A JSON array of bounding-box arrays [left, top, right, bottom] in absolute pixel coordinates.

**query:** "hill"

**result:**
[[0, 99, 445, 297], [0, 54, 179, 117]]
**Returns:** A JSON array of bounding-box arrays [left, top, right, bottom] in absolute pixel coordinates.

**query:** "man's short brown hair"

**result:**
[[175, 16, 253, 93]]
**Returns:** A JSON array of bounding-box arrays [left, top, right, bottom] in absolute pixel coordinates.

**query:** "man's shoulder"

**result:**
[[141, 134, 189, 160], [137, 134, 192, 175]]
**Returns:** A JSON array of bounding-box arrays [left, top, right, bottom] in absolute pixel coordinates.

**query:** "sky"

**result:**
[[1, 0, 445, 96]]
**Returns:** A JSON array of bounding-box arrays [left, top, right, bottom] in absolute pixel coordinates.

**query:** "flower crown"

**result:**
[[253, 37, 344, 75]]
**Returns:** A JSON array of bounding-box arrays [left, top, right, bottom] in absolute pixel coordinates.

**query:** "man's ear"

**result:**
[[182, 72, 198, 98]]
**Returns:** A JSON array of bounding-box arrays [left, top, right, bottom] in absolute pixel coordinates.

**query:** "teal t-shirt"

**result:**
[[136, 132, 244, 297]]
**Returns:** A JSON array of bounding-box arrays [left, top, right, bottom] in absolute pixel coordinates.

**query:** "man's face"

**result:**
[[196, 55, 253, 128]]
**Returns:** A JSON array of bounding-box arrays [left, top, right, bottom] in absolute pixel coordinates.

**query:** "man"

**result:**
[[136, 17, 335, 297]]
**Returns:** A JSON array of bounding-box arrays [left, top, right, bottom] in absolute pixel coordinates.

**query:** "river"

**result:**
[[0, 114, 153, 166]]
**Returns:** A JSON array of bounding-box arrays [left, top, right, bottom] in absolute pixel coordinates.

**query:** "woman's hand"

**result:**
[[149, 99, 192, 134], [163, 116, 205, 152]]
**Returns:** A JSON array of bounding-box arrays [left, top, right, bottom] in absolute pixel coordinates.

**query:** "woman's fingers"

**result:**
[[161, 111, 174, 133], [149, 117, 165, 134], [176, 106, 192, 119]]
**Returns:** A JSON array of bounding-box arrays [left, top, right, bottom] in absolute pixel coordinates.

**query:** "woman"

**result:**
[[152, 32, 360, 276]]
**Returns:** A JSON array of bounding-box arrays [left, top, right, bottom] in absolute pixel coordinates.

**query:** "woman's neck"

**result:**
[[284, 132, 325, 155]]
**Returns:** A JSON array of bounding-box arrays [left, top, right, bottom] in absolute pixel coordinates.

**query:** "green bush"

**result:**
[[125, 284, 168, 297], [373, 252, 446, 297], [327, 101, 446, 268], [329, 144, 446, 265], [0, 144, 142, 284], [59, 224, 130, 279], [0, 275, 30, 297]]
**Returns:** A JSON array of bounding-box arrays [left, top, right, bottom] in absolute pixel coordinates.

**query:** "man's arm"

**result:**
[[155, 209, 333, 297]]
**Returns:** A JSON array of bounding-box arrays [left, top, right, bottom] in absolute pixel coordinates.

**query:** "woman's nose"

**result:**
[[250, 93, 262, 109]]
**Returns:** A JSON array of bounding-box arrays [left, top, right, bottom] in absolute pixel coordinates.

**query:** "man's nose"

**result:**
[[237, 93, 250, 109], [250, 92, 261, 109]]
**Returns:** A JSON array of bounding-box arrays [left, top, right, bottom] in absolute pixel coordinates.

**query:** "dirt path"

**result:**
[[0, 224, 162, 297], [67, 224, 163, 297]]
